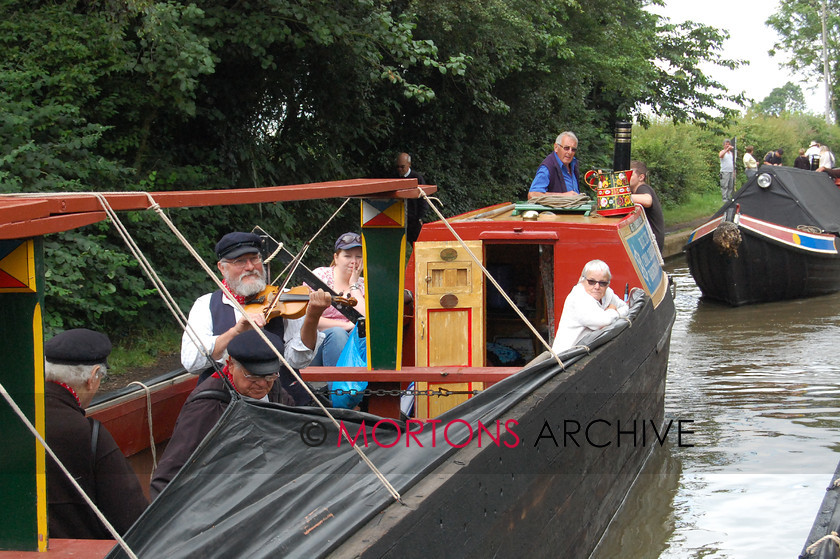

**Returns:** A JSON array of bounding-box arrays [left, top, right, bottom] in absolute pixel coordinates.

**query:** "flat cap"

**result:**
[[45, 328, 112, 365], [227, 329, 284, 376], [216, 232, 262, 261]]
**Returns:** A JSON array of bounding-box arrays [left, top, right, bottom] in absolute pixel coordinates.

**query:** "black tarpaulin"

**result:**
[[715, 166, 840, 233], [106, 294, 648, 559]]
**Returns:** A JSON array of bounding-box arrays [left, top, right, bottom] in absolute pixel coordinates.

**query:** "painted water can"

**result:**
[[584, 169, 635, 217]]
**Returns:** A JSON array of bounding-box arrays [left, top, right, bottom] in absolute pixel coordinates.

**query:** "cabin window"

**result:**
[[485, 243, 553, 366]]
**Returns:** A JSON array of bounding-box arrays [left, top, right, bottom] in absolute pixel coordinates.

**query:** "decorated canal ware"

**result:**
[[584, 169, 635, 217]]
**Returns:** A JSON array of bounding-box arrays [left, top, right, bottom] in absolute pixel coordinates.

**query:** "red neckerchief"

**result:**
[[50, 380, 80, 407], [221, 279, 247, 305], [211, 364, 237, 392]]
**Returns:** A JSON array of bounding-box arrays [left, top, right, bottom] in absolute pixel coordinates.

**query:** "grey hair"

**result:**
[[45, 361, 104, 386], [579, 259, 611, 282], [555, 131, 578, 145]]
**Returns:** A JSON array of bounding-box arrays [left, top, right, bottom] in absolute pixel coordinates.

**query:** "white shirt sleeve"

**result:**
[[180, 293, 218, 373], [282, 316, 323, 369], [180, 291, 324, 373]]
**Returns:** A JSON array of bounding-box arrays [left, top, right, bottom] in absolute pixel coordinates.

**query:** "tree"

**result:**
[[0, 0, 750, 335], [752, 82, 807, 115], [767, 0, 840, 121]]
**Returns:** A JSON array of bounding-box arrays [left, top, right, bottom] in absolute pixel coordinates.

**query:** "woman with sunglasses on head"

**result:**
[[309, 232, 367, 366], [551, 259, 629, 354], [527, 131, 582, 199]]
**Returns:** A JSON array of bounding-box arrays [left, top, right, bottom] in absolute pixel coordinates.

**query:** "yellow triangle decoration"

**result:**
[[0, 240, 36, 292]]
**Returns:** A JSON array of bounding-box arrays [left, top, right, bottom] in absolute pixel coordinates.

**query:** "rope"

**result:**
[[264, 241, 284, 265], [805, 531, 840, 556], [139, 195, 401, 502], [797, 225, 824, 234], [127, 381, 157, 478], [528, 194, 591, 209], [417, 188, 564, 369], [0, 382, 139, 559]]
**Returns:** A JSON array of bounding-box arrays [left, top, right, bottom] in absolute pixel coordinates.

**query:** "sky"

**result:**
[[648, 0, 827, 116]]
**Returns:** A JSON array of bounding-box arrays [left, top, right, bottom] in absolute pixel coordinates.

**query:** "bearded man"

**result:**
[[153, 329, 299, 498], [180, 232, 330, 404]]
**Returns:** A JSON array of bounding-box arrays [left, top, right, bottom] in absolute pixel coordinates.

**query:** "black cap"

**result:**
[[227, 329, 284, 376], [216, 232, 262, 261], [334, 232, 362, 251], [45, 329, 112, 365]]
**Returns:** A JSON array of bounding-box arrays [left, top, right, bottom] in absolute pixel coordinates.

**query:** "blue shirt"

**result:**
[[529, 152, 580, 194]]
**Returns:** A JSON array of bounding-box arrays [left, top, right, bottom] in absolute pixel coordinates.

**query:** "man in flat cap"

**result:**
[[44, 328, 148, 538], [151, 329, 293, 498], [180, 231, 331, 404]]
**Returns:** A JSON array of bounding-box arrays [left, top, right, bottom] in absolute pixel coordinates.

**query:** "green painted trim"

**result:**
[[0, 238, 44, 551], [361, 207, 406, 370]]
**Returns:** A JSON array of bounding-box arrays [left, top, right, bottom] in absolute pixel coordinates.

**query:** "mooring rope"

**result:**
[[127, 381, 157, 477], [805, 530, 840, 557], [416, 188, 564, 369], [0, 381, 139, 559]]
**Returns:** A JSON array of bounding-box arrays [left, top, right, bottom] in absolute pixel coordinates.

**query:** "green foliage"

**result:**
[[662, 189, 723, 227], [767, 0, 840, 122], [43, 227, 157, 336], [735, 112, 840, 178], [108, 324, 182, 374], [0, 0, 759, 340], [631, 122, 718, 205], [752, 82, 807, 116]]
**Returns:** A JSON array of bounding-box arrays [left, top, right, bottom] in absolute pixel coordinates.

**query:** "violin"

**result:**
[[243, 285, 358, 321]]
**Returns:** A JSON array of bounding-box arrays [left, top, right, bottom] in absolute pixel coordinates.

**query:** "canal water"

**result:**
[[591, 256, 840, 559]]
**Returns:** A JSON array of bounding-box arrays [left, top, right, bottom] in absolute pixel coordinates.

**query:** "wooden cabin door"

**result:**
[[413, 240, 484, 418]]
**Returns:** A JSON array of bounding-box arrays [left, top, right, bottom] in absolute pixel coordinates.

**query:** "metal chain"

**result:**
[[327, 387, 483, 398]]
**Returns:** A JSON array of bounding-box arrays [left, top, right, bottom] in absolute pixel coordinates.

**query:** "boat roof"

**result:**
[[0, 179, 435, 239], [717, 167, 840, 234]]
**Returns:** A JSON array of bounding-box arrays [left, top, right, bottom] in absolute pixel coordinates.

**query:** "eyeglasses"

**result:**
[[242, 371, 279, 382], [222, 254, 263, 268], [585, 278, 609, 288], [559, 145, 577, 152]]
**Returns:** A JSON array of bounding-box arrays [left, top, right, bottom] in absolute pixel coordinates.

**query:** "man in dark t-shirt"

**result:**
[[629, 160, 665, 252]]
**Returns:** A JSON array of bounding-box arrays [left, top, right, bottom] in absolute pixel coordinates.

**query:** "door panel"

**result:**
[[414, 241, 484, 418]]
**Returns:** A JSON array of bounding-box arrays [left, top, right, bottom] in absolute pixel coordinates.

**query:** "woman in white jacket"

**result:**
[[551, 259, 629, 354]]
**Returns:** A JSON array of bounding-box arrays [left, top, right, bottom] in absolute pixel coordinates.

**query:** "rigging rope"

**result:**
[[137, 195, 401, 502], [0, 381, 139, 559]]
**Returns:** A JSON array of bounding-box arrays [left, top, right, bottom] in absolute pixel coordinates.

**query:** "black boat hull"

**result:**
[[800, 458, 840, 559], [686, 216, 840, 306], [333, 293, 675, 558]]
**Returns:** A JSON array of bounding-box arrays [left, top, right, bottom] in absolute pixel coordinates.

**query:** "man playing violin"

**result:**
[[180, 231, 331, 404]]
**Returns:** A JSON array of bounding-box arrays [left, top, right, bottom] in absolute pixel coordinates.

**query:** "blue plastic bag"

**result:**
[[330, 323, 367, 409]]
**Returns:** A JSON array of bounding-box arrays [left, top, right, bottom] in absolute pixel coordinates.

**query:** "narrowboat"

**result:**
[[0, 178, 674, 558], [685, 166, 840, 306]]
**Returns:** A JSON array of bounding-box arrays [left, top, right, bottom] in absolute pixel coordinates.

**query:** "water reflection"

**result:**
[[591, 257, 840, 559]]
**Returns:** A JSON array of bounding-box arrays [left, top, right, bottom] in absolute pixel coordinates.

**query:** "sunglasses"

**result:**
[[339, 233, 361, 244], [559, 145, 577, 152], [585, 278, 609, 288]]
